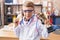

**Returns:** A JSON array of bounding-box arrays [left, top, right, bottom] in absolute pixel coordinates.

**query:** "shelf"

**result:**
[[5, 3, 42, 6], [5, 3, 22, 6], [34, 4, 42, 6], [5, 14, 17, 16]]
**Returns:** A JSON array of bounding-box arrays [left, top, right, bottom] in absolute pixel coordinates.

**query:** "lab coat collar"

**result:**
[[21, 15, 35, 25]]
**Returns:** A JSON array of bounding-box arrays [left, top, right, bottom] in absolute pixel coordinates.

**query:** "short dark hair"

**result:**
[[23, 1, 34, 8]]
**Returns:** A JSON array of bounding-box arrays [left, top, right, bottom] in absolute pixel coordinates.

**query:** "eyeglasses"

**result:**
[[23, 10, 34, 13]]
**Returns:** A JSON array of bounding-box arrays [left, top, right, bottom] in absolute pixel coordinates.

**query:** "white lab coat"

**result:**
[[14, 15, 48, 40]]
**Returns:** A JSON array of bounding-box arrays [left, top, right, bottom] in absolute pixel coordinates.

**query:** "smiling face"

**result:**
[[23, 6, 34, 20]]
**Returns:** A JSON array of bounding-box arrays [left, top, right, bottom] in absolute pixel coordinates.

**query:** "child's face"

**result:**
[[23, 6, 34, 20]]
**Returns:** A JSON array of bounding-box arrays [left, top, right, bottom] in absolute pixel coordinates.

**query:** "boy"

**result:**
[[15, 1, 48, 40]]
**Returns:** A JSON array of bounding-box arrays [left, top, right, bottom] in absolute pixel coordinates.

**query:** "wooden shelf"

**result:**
[[5, 3, 42, 6], [5, 14, 17, 16], [54, 15, 60, 17], [5, 3, 22, 6], [34, 4, 42, 6]]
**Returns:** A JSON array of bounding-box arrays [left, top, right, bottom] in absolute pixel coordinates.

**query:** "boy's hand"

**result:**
[[13, 18, 19, 27], [14, 13, 22, 27], [44, 19, 50, 25]]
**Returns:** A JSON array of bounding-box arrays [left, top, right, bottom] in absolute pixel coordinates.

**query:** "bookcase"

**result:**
[[4, 4, 42, 25], [3, 0, 43, 25], [4, 3, 22, 25]]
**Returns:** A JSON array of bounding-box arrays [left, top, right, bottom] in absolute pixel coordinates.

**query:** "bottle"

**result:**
[[13, 15, 16, 22]]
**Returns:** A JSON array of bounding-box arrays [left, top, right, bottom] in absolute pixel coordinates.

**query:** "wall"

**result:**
[[0, 0, 4, 28]]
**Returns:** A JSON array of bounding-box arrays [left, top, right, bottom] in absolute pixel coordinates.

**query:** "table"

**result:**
[[0, 29, 60, 40], [48, 30, 60, 40], [0, 30, 19, 40]]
